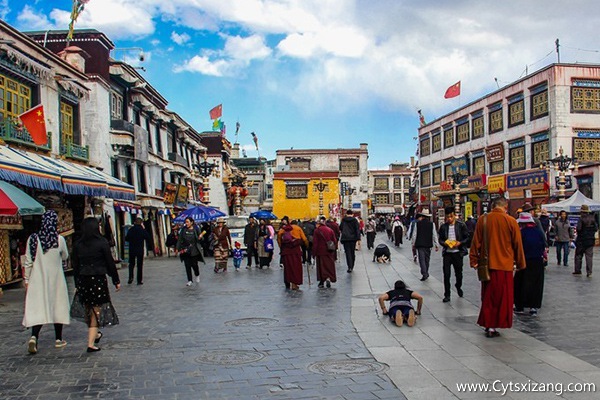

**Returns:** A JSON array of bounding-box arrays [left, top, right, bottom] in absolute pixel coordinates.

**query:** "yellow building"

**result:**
[[273, 172, 340, 220]]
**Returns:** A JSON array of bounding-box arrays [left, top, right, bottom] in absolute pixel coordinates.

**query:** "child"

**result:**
[[232, 242, 243, 271], [378, 280, 423, 327]]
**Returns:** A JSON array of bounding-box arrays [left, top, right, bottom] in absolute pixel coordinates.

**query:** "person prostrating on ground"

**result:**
[[378, 280, 423, 327]]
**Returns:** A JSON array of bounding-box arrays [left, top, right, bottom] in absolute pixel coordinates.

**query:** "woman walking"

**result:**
[[257, 219, 274, 268], [312, 217, 337, 288], [279, 224, 304, 290], [176, 217, 206, 286], [71, 217, 121, 352], [212, 217, 231, 273], [392, 217, 404, 247], [514, 212, 546, 316], [22, 210, 70, 354]]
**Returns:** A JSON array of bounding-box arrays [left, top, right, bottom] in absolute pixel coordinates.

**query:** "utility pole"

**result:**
[[555, 38, 560, 63]]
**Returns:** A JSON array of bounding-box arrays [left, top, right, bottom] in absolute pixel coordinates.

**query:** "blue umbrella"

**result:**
[[249, 210, 278, 220], [173, 205, 226, 223]]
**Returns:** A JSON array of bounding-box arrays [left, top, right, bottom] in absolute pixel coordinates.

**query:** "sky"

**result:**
[[2, 1, 600, 168]]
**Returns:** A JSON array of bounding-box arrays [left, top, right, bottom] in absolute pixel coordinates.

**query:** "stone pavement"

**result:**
[[352, 237, 600, 399], [0, 240, 599, 399]]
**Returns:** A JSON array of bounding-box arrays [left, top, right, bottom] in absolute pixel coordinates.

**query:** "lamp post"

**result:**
[[542, 146, 578, 200], [230, 174, 246, 216], [194, 151, 216, 204], [313, 178, 329, 216], [346, 186, 356, 212], [447, 171, 466, 217]]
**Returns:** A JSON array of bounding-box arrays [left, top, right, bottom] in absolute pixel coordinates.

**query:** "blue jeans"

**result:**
[[555, 241, 570, 265], [233, 258, 242, 269]]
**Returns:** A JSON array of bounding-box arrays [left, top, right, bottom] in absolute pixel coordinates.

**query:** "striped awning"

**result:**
[[0, 146, 63, 192]]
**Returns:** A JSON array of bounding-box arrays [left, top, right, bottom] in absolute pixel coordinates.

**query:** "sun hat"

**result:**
[[521, 202, 535, 212], [580, 205, 591, 213], [516, 212, 534, 224]]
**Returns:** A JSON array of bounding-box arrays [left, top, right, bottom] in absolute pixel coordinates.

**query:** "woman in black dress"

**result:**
[[71, 217, 121, 352], [176, 217, 206, 285]]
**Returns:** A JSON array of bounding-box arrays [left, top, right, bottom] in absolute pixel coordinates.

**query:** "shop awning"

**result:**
[[74, 164, 136, 201], [0, 146, 63, 192], [374, 206, 396, 214]]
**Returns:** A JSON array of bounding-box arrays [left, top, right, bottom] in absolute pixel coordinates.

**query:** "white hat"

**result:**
[[516, 212, 534, 224]]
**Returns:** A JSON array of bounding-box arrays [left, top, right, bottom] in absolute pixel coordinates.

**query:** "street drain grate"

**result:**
[[353, 294, 379, 299], [308, 359, 389, 375], [195, 350, 266, 365], [224, 318, 278, 327], [106, 338, 165, 350]]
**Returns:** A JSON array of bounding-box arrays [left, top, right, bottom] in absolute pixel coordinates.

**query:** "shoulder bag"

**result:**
[[477, 214, 490, 282], [318, 228, 336, 252]]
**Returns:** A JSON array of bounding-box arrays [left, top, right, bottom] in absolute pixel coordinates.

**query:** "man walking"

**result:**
[[125, 217, 150, 285], [469, 197, 526, 338], [365, 217, 377, 250], [339, 210, 361, 273], [243, 217, 259, 268], [438, 206, 470, 302], [411, 211, 439, 281], [553, 210, 573, 266], [312, 217, 337, 288], [573, 205, 599, 277]]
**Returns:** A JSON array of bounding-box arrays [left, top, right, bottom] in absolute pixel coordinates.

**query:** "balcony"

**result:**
[[110, 119, 135, 134], [168, 152, 189, 167], [60, 141, 89, 162], [0, 120, 52, 151]]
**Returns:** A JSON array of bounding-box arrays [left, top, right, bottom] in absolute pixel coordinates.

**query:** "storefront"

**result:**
[[506, 169, 549, 216]]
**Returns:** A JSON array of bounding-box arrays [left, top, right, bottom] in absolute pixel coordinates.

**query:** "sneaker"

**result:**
[[529, 308, 538, 316], [573, 272, 582, 275], [186, 281, 193, 286], [55, 340, 67, 348], [326, 281, 331, 288], [406, 309, 416, 326], [587, 273, 592, 277], [195, 276, 200, 283], [28, 336, 37, 354], [457, 287, 464, 297]]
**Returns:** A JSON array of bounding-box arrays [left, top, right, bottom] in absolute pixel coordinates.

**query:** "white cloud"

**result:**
[[174, 54, 232, 77], [16, 4, 56, 30], [223, 35, 271, 61], [171, 31, 190, 45], [0, 0, 10, 20]]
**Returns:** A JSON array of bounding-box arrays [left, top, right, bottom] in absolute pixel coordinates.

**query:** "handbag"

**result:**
[[477, 214, 490, 282], [318, 229, 336, 252], [264, 237, 274, 251]]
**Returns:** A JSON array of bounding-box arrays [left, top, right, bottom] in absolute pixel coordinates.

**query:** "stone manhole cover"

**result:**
[[353, 294, 378, 299], [106, 338, 165, 350], [225, 318, 278, 327], [308, 359, 388, 375], [196, 350, 266, 365]]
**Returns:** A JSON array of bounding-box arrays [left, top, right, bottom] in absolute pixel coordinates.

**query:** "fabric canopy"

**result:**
[[0, 146, 135, 200], [541, 190, 600, 213]]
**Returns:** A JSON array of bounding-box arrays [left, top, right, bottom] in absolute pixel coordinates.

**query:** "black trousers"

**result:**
[[442, 252, 463, 298], [366, 232, 376, 249], [183, 255, 200, 282], [342, 241, 357, 270], [246, 243, 259, 266], [32, 323, 63, 340], [128, 254, 144, 283]]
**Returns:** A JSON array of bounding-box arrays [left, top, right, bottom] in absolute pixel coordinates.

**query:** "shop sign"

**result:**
[[576, 175, 593, 185], [175, 185, 189, 208], [451, 156, 469, 176], [485, 144, 505, 162], [468, 174, 487, 189], [0, 215, 23, 229], [555, 175, 573, 189], [440, 181, 453, 191], [465, 202, 473, 218], [507, 170, 547, 189], [487, 175, 506, 193], [163, 183, 178, 205]]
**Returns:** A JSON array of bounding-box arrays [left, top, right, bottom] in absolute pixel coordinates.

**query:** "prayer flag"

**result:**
[[418, 109, 426, 127], [209, 104, 222, 120], [212, 118, 221, 130], [221, 122, 226, 137], [250, 132, 258, 150], [235, 121, 240, 134], [19, 104, 48, 145], [444, 81, 461, 99], [67, 0, 90, 41]]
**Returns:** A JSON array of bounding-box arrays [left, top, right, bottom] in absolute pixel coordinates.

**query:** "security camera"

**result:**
[[139, 51, 145, 62]]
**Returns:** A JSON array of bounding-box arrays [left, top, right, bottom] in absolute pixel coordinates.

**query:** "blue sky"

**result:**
[[3, 1, 600, 168]]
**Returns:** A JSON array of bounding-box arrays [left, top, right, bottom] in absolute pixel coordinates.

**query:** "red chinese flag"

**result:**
[[19, 104, 48, 145], [209, 104, 222, 120], [444, 81, 461, 99]]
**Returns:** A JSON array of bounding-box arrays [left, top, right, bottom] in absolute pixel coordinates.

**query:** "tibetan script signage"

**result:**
[[468, 174, 487, 189], [439, 181, 453, 191], [507, 170, 547, 189], [487, 175, 506, 193], [163, 183, 178, 205], [486, 144, 505, 162]]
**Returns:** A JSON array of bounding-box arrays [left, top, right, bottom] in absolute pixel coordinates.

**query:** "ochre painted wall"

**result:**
[[273, 178, 339, 220]]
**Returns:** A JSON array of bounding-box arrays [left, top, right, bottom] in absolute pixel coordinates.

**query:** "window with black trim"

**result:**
[[509, 146, 525, 171], [393, 177, 401, 189], [444, 164, 452, 181], [531, 88, 548, 119], [403, 177, 411, 188], [110, 92, 123, 119], [155, 123, 163, 153], [137, 163, 147, 193], [444, 127, 454, 148], [340, 158, 359, 176], [573, 138, 600, 162], [374, 194, 389, 204], [421, 170, 431, 187], [433, 167, 442, 184], [288, 158, 311, 170], [490, 160, 504, 175], [286, 183, 308, 198], [473, 156, 485, 175], [489, 105, 503, 133], [432, 134, 441, 152], [420, 138, 430, 156], [374, 177, 389, 190], [532, 140, 549, 167], [472, 115, 484, 139], [457, 123, 469, 143], [508, 96, 524, 127], [572, 81, 600, 113], [393, 193, 402, 204]]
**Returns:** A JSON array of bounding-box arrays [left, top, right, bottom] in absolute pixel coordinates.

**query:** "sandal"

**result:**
[[485, 330, 500, 338], [94, 331, 103, 344]]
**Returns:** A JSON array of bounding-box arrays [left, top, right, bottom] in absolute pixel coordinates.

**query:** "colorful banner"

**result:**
[[507, 170, 547, 189], [487, 175, 506, 193]]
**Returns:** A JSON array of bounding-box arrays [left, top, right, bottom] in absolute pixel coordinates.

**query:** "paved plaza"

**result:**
[[0, 238, 599, 399]]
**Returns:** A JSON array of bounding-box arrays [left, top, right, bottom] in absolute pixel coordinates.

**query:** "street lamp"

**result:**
[[313, 178, 329, 216], [194, 151, 216, 204], [347, 187, 356, 212], [541, 146, 578, 200], [230, 173, 247, 216], [447, 171, 466, 217]]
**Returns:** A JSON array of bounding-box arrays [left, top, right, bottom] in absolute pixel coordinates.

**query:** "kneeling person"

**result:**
[[373, 243, 391, 263], [378, 280, 423, 327]]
